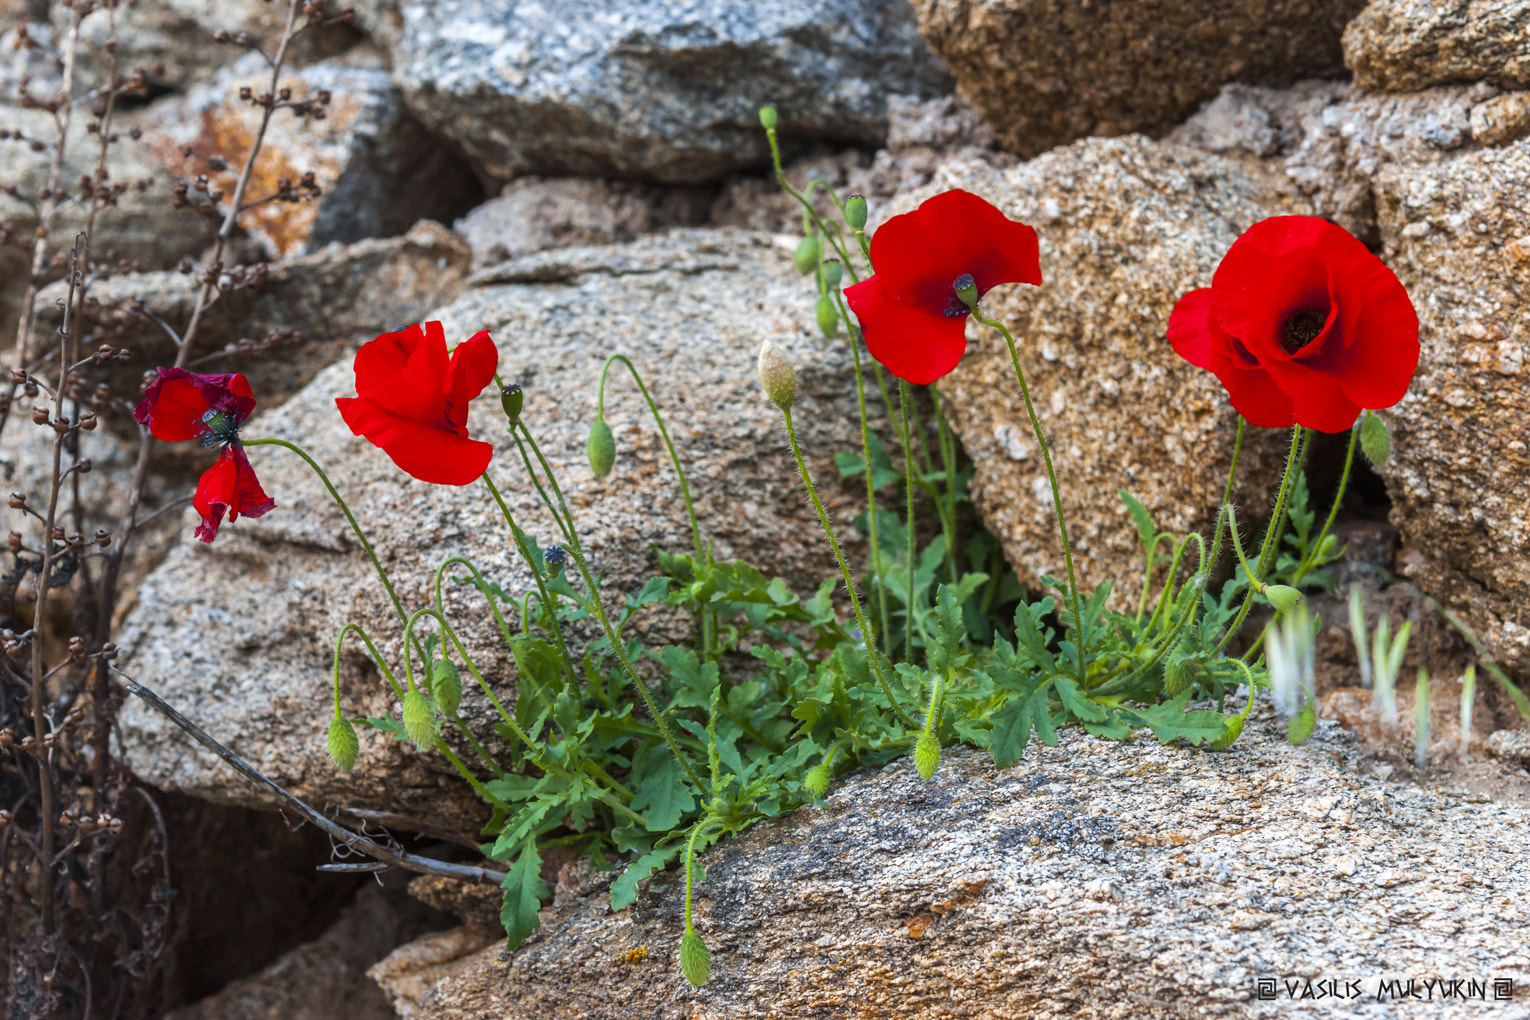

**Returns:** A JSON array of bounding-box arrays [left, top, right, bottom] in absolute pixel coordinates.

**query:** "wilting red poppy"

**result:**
[[1168, 216, 1419, 433], [134, 368, 275, 543], [844, 190, 1041, 384], [336, 322, 499, 485]]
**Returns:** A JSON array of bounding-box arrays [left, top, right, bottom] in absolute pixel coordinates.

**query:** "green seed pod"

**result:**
[[500, 384, 523, 424], [792, 235, 820, 276], [845, 194, 868, 230], [1360, 412, 1391, 467], [1264, 584, 1305, 616], [587, 418, 616, 477], [914, 730, 940, 781], [1163, 653, 1192, 697], [758, 105, 778, 131], [1208, 714, 1245, 751], [821, 259, 843, 289], [679, 928, 711, 986], [953, 272, 978, 309], [757, 341, 797, 412], [327, 716, 359, 771], [804, 762, 831, 797], [401, 689, 436, 750], [431, 658, 462, 716], [816, 294, 838, 339]]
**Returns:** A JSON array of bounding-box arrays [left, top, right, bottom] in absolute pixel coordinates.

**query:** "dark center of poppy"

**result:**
[[198, 408, 244, 447], [1280, 309, 1327, 354]]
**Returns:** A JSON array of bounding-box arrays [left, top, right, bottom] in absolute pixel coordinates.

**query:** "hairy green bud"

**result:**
[[845, 194, 868, 230], [1208, 714, 1245, 751], [758, 105, 777, 131], [804, 762, 831, 797], [327, 716, 359, 771], [816, 295, 839, 339], [679, 928, 711, 986], [401, 689, 436, 750], [914, 730, 940, 781], [1163, 653, 1192, 697], [821, 259, 843, 288], [431, 658, 462, 716], [757, 341, 797, 412], [586, 419, 616, 477], [1264, 584, 1305, 616], [1317, 533, 1340, 559], [792, 235, 820, 276], [1360, 412, 1391, 467], [500, 384, 523, 424]]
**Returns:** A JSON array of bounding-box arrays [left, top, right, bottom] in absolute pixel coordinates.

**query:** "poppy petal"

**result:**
[[1332, 260, 1420, 411], [134, 368, 258, 441], [336, 395, 493, 485], [192, 445, 275, 543], [872, 189, 1041, 312], [443, 330, 499, 432], [1208, 348, 1295, 429], [1167, 288, 1216, 371], [845, 277, 971, 386], [354, 322, 450, 427]]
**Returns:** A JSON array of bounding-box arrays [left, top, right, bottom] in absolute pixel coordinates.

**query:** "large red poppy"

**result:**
[[843, 190, 1041, 384], [335, 322, 499, 485], [134, 367, 275, 542], [1168, 216, 1419, 433]]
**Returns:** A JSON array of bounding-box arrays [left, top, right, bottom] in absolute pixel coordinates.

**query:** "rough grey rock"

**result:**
[[1343, 0, 1530, 93], [1486, 729, 1530, 769], [391, 0, 952, 185], [117, 228, 889, 832], [133, 51, 480, 258], [911, 0, 1367, 159], [32, 221, 472, 429], [454, 177, 711, 269], [1373, 138, 1530, 679], [370, 710, 1530, 1019], [887, 139, 1296, 607]]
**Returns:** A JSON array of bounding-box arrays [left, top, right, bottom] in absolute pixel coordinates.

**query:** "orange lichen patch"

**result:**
[[615, 944, 649, 966], [904, 878, 988, 939]]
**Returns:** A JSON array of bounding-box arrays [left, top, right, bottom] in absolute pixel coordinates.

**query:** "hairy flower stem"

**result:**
[[973, 311, 1086, 673], [683, 816, 720, 931], [1295, 421, 1358, 582], [480, 472, 578, 690], [896, 380, 918, 663], [1216, 426, 1307, 653], [763, 127, 860, 277], [596, 354, 713, 655], [930, 387, 960, 584], [779, 408, 918, 728], [509, 424, 708, 791]]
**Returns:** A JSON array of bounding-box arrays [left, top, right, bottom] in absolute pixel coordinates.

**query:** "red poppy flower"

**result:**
[[844, 190, 1041, 384], [134, 368, 275, 543], [1168, 216, 1419, 433], [336, 322, 499, 486]]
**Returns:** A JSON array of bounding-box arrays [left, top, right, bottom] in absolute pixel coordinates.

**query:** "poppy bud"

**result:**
[[1264, 584, 1305, 616], [757, 341, 797, 412], [587, 419, 615, 477], [845, 195, 868, 230], [401, 689, 436, 750], [803, 762, 831, 797], [327, 716, 359, 771], [953, 273, 978, 309], [816, 295, 838, 339], [914, 730, 940, 780], [792, 236, 820, 276], [679, 929, 711, 986], [1360, 412, 1390, 467], [500, 384, 523, 424], [431, 658, 462, 716], [821, 259, 843, 288], [758, 105, 777, 131], [1317, 534, 1339, 559], [1208, 714, 1245, 751]]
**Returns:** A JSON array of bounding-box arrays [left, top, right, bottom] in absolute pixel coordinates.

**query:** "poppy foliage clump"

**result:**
[[336, 321, 500, 485], [1167, 216, 1419, 433], [844, 189, 1040, 385], [134, 368, 275, 542]]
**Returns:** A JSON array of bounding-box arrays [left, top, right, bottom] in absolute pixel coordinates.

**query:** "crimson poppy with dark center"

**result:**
[[336, 321, 499, 486], [843, 189, 1041, 384], [134, 367, 275, 542], [1168, 216, 1419, 433]]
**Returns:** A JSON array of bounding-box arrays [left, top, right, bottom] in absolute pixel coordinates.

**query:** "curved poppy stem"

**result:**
[[762, 124, 862, 280], [830, 287, 892, 658], [332, 622, 404, 704], [969, 312, 1087, 674], [244, 437, 426, 666], [896, 379, 918, 663], [508, 423, 709, 793], [779, 406, 918, 728]]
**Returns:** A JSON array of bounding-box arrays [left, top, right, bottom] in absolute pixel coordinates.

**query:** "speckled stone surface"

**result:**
[[390, 0, 952, 184], [1343, 0, 1530, 93], [116, 228, 891, 832], [372, 708, 1530, 1018]]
